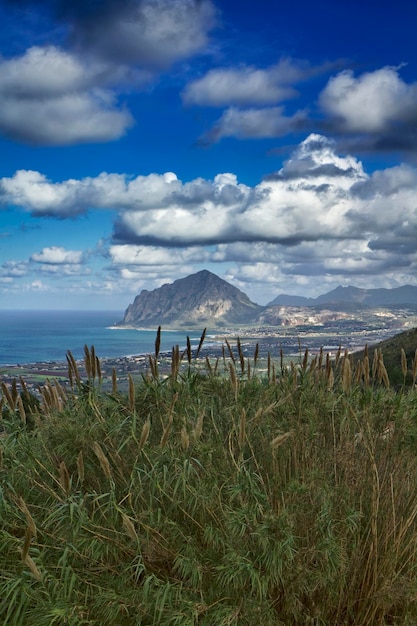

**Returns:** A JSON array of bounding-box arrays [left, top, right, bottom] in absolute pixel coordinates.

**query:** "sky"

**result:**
[[0, 0, 416, 310]]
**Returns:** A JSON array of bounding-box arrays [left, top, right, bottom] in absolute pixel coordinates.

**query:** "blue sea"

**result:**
[[0, 310, 206, 365]]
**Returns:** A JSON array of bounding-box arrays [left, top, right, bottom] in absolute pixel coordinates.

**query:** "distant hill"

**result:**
[[353, 327, 417, 386], [268, 285, 417, 307], [119, 270, 263, 328]]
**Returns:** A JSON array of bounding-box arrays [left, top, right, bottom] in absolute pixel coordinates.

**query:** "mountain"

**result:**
[[268, 285, 417, 307], [119, 270, 263, 328]]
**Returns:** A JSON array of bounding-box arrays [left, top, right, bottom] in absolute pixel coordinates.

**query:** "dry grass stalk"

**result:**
[[180, 425, 190, 450], [335, 345, 342, 368], [193, 412, 204, 440], [380, 358, 390, 388], [171, 345, 180, 380], [309, 355, 317, 375], [17, 496, 37, 537], [325, 353, 331, 377], [59, 460, 71, 495], [90, 346, 97, 380], [229, 363, 238, 399], [155, 325, 161, 359], [302, 348, 309, 372], [280, 347, 284, 373], [148, 355, 157, 380], [237, 338, 245, 374], [247, 359, 251, 380], [1, 382, 16, 412], [238, 408, 246, 449], [327, 367, 334, 390], [225, 339, 236, 364], [66, 350, 81, 388], [112, 367, 118, 394], [121, 512, 138, 542], [354, 360, 363, 384], [160, 416, 173, 448], [363, 356, 370, 389], [205, 356, 213, 376], [77, 450, 85, 483], [22, 527, 32, 561], [54, 380, 67, 405], [271, 431, 292, 449], [23, 551, 42, 581], [401, 348, 408, 379], [16, 395, 26, 424], [267, 352, 271, 382], [84, 344, 92, 378], [318, 346, 324, 370], [128, 373, 135, 412], [372, 349, 379, 380], [93, 442, 112, 481], [96, 355, 102, 385], [253, 401, 277, 424], [139, 418, 151, 451], [272, 363, 277, 384], [186, 336, 192, 364], [19, 375, 29, 397], [413, 348, 417, 385], [342, 355, 352, 393], [254, 342, 259, 368], [195, 328, 206, 359]]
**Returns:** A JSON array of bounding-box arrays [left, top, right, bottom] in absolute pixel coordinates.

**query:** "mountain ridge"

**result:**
[[119, 271, 417, 329], [268, 284, 417, 307]]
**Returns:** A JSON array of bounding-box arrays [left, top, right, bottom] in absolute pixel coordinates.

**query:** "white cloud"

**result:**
[[2, 134, 417, 297], [203, 106, 307, 142], [320, 66, 417, 133], [0, 260, 28, 278], [183, 63, 298, 107], [0, 46, 133, 145], [31, 246, 85, 265], [110, 244, 209, 266], [183, 58, 334, 107], [73, 0, 217, 68], [0, 45, 105, 96]]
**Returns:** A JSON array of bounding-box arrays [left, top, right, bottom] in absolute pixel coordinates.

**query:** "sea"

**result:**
[[0, 310, 207, 366]]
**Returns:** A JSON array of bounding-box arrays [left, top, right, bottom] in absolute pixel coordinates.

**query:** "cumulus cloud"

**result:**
[[30, 246, 85, 265], [182, 60, 305, 107], [0, 260, 28, 279], [0, 46, 133, 145], [0, 0, 217, 145], [183, 58, 335, 107], [201, 106, 308, 143], [109, 244, 209, 267], [113, 134, 370, 246], [68, 0, 218, 68], [0, 170, 252, 218], [320, 66, 417, 133], [2, 134, 417, 295]]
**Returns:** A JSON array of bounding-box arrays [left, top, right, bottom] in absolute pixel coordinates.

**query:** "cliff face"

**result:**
[[120, 270, 263, 327]]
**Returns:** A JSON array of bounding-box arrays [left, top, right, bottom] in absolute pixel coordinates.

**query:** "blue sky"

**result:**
[[0, 0, 416, 310]]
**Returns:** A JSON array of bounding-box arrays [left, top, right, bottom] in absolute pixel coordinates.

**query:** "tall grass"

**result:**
[[1, 334, 417, 624]]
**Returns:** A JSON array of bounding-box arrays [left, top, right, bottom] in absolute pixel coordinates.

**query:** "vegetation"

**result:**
[[1, 331, 417, 625]]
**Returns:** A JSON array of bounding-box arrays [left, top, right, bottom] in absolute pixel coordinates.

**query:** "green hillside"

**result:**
[[2, 338, 417, 625], [353, 326, 417, 386]]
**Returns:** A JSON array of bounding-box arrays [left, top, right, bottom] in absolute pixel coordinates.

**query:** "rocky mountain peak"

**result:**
[[119, 270, 263, 328]]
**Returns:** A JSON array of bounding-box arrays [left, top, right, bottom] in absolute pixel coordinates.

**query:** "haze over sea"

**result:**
[[0, 311, 203, 366]]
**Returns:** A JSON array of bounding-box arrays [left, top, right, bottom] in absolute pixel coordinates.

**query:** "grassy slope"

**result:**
[[1, 343, 417, 625], [353, 326, 417, 386]]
